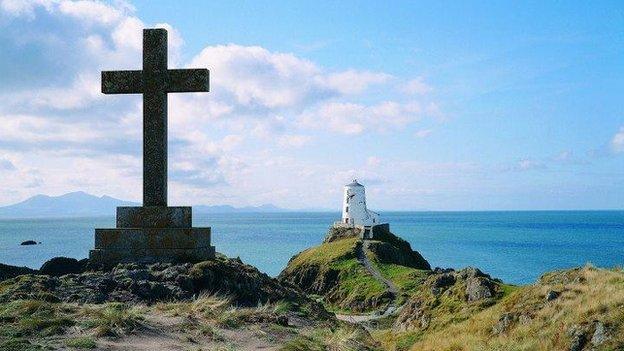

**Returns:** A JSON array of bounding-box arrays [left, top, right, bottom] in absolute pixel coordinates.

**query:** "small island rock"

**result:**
[[20, 240, 38, 246]]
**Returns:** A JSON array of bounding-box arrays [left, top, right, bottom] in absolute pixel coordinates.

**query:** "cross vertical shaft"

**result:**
[[101, 28, 209, 208], [143, 29, 168, 206]]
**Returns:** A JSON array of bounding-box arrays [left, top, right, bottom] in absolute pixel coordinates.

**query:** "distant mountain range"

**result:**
[[0, 191, 289, 218]]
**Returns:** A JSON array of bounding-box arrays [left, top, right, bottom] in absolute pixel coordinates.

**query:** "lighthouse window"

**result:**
[[345, 206, 349, 213]]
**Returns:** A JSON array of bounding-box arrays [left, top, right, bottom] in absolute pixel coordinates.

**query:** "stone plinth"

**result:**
[[89, 246, 215, 264], [116, 206, 192, 228], [89, 206, 215, 266]]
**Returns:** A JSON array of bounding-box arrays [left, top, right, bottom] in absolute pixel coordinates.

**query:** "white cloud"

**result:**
[[58, 0, 123, 24], [110, 16, 143, 51], [0, 114, 102, 143], [221, 134, 244, 150], [403, 77, 433, 95], [0, 0, 53, 17], [298, 100, 430, 135], [189, 44, 392, 112], [612, 126, 624, 153], [323, 70, 391, 95], [190, 44, 324, 109]]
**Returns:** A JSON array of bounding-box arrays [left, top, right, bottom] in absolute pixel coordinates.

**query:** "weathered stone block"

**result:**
[[116, 206, 192, 228], [95, 227, 210, 249], [89, 246, 215, 265]]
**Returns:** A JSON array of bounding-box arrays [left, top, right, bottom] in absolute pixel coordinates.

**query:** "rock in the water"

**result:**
[[0, 263, 37, 282], [39, 257, 86, 276], [20, 240, 38, 245]]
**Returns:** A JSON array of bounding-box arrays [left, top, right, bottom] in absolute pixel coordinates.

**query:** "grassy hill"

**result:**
[[279, 226, 431, 313], [280, 236, 389, 312]]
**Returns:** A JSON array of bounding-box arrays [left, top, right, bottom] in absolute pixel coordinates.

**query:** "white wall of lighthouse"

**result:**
[[341, 180, 380, 227]]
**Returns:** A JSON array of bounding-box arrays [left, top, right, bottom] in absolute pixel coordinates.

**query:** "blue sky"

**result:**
[[0, 0, 622, 210]]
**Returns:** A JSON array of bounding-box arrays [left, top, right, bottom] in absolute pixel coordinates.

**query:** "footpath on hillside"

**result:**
[[336, 240, 400, 323]]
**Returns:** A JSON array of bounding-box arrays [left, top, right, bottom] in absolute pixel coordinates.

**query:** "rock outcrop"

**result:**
[[0, 263, 37, 282], [393, 267, 503, 332], [366, 240, 430, 270], [323, 226, 362, 243], [39, 257, 87, 276], [0, 255, 322, 312]]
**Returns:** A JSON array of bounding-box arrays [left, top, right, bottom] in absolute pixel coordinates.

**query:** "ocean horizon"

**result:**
[[0, 210, 622, 285]]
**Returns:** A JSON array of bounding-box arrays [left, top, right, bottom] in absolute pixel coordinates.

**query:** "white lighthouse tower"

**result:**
[[341, 180, 380, 227]]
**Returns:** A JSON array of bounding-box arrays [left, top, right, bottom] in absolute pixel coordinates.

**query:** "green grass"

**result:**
[[0, 300, 75, 338], [498, 283, 519, 298], [285, 237, 359, 271], [375, 263, 429, 294], [82, 302, 144, 337], [331, 259, 388, 312], [64, 337, 96, 349], [0, 339, 43, 351], [281, 326, 380, 351]]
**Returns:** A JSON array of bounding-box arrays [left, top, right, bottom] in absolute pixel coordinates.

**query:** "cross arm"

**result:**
[[102, 70, 143, 94], [167, 69, 209, 93]]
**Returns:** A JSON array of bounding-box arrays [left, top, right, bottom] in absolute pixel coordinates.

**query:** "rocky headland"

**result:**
[[279, 225, 624, 350], [1, 226, 623, 350]]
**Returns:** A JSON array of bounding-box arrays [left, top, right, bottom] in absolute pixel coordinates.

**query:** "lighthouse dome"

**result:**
[[346, 179, 364, 187]]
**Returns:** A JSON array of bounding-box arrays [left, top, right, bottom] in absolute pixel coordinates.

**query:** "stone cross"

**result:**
[[102, 28, 209, 206]]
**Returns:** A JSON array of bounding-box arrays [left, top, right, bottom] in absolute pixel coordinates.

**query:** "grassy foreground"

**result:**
[[375, 266, 624, 351], [0, 294, 378, 350]]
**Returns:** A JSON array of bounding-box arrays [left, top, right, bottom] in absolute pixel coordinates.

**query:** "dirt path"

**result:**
[[95, 313, 281, 351], [336, 240, 400, 324], [358, 241, 399, 296]]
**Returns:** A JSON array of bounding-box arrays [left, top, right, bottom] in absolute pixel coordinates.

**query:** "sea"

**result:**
[[0, 211, 623, 285]]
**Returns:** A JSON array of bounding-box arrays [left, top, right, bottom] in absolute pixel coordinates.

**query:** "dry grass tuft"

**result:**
[[407, 266, 624, 351]]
